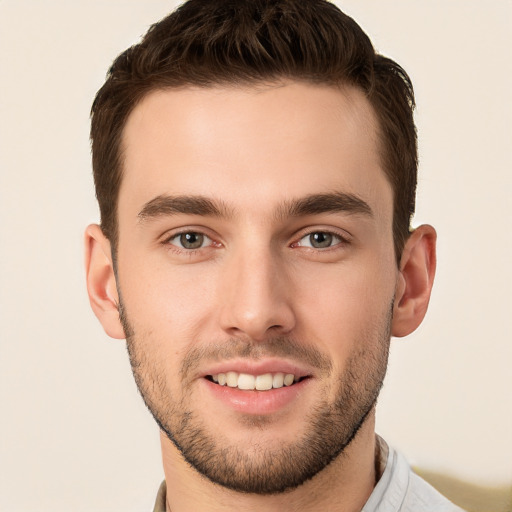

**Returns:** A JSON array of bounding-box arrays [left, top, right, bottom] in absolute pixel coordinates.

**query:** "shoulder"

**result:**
[[363, 439, 465, 512], [403, 470, 466, 512]]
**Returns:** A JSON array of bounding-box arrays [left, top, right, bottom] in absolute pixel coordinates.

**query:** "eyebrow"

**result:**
[[137, 195, 233, 222], [137, 191, 373, 223], [281, 192, 373, 219]]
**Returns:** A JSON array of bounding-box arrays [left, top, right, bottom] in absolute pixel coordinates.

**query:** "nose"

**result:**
[[218, 246, 296, 341]]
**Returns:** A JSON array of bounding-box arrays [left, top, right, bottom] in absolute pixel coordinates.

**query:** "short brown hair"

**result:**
[[91, 0, 417, 262]]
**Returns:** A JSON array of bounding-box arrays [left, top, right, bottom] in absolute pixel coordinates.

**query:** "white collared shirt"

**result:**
[[363, 442, 465, 512]]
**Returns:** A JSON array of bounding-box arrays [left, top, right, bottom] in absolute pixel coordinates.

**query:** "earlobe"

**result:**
[[84, 224, 126, 339], [391, 225, 437, 338]]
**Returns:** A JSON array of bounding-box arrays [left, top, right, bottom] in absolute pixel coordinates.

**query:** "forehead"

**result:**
[[119, 82, 391, 224]]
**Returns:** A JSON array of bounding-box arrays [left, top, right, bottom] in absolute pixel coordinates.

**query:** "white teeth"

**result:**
[[255, 373, 273, 391], [272, 372, 284, 388], [226, 371, 238, 387], [238, 373, 255, 390], [210, 372, 299, 390], [284, 374, 295, 386]]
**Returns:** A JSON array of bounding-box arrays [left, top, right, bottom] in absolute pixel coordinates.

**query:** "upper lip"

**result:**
[[200, 358, 314, 379]]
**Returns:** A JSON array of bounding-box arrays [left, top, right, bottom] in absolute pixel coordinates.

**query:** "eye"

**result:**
[[296, 231, 344, 249], [167, 232, 212, 250]]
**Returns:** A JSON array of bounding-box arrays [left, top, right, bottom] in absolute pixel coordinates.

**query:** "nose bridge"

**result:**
[[219, 239, 295, 340]]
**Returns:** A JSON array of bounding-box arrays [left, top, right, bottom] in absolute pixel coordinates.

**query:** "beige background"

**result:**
[[1, 1, 511, 510]]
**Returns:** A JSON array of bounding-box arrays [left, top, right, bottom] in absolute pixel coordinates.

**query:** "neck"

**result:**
[[160, 412, 378, 512]]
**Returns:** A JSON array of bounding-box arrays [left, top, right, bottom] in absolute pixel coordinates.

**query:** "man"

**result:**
[[84, 1, 464, 510]]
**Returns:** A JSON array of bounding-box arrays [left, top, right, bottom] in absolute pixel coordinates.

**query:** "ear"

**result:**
[[391, 224, 437, 337], [84, 224, 125, 339]]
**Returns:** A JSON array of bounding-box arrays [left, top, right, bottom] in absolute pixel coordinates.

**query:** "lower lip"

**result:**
[[202, 378, 311, 415]]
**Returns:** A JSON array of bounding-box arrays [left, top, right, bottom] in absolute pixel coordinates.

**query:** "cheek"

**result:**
[[118, 252, 221, 343], [293, 259, 395, 354]]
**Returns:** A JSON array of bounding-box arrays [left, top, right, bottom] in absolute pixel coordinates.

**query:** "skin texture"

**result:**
[[85, 82, 436, 512]]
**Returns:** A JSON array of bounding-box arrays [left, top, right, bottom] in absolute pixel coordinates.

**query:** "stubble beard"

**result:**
[[120, 303, 391, 495]]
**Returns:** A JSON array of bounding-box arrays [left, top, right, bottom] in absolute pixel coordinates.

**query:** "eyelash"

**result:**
[[162, 230, 218, 254], [162, 228, 350, 255], [291, 229, 350, 251]]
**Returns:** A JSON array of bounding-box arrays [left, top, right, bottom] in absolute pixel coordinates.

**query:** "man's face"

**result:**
[[115, 82, 399, 493]]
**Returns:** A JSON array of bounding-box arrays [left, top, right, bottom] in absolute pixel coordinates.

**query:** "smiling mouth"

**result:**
[[205, 372, 309, 391]]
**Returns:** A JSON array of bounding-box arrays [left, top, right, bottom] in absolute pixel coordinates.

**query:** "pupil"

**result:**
[[180, 232, 203, 249], [310, 232, 332, 248]]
